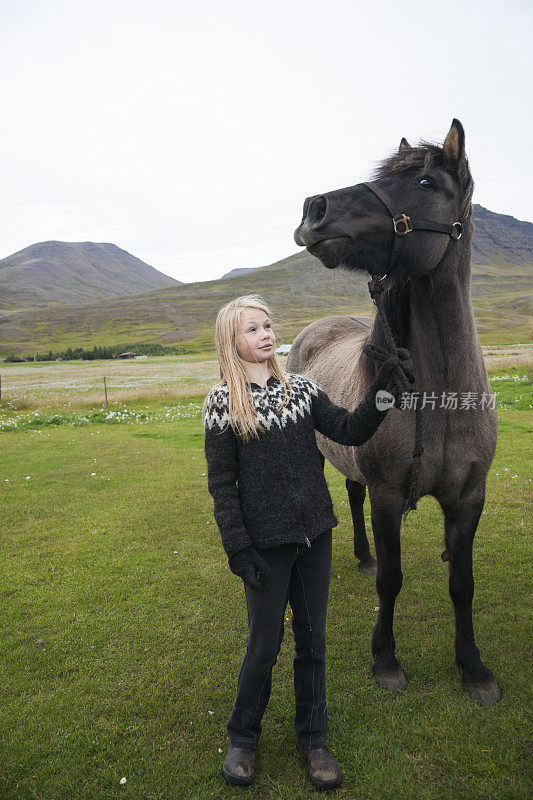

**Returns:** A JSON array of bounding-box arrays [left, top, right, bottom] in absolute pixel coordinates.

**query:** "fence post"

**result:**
[[104, 376, 108, 406]]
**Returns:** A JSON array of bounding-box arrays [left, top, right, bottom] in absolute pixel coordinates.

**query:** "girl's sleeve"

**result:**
[[309, 378, 390, 446], [204, 400, 252, 557]]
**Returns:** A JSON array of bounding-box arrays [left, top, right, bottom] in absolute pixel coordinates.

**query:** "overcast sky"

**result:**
[[1, 0, 531, 282]]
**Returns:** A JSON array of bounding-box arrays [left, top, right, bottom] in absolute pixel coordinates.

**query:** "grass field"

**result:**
[[0, 361, 531, 799]]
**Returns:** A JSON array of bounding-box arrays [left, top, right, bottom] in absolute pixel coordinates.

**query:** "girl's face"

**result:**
[[236, 307, 276, 364]]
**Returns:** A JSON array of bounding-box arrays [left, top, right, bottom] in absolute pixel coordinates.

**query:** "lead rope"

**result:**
[[363, 276, 423, 521]]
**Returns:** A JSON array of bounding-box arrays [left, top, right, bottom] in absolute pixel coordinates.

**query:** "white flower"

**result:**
[[91, 472, 96, 476], [25, 476, 30, 480], [119, 777, 127, 785]]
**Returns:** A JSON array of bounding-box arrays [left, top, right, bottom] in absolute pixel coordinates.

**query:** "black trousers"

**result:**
[[227, 529, 332, 750]]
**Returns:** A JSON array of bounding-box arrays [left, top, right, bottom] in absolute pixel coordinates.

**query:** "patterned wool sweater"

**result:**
[[203, 373, 389, 556]]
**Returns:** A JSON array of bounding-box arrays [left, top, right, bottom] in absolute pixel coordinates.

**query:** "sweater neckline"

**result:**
[[249, 375, 278, 390]]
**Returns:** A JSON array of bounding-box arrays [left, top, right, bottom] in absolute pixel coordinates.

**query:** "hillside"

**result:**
[[472, 205, 532, 268], [0, 206, 531, 354], [0, 241, 180, 312], [221, 267, 257, 278]]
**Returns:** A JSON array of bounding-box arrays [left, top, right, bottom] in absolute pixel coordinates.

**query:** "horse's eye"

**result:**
[[419, 178, 433, 188]]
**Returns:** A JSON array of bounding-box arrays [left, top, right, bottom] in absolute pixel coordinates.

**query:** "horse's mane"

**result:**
[[373, 141, 473, 220]]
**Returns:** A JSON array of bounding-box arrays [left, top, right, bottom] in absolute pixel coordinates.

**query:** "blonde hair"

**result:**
[[203, 294, 292, 440]]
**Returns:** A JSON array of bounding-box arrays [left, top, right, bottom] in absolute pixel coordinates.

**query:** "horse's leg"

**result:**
[[368, 486, 407, 691], [441, 485, 502, 705], [346, 479, 377, 576]]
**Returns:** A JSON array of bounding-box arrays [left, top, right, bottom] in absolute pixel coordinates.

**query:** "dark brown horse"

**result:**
[[288, 120, 502, 705]]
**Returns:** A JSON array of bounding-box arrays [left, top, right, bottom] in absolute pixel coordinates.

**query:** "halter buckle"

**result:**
[[451, 222, 463, 240], [393, 213, 412, 235]]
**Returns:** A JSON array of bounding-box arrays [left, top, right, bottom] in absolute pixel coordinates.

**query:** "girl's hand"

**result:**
[[376, 350, 414, 389], [228, 546, 272, 589]]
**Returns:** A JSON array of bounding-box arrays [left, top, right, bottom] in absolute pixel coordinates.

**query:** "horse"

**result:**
[[287, 119, 502, 705]]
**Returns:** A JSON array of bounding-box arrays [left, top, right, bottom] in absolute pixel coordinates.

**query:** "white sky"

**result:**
[[1, 0, 531, 282]]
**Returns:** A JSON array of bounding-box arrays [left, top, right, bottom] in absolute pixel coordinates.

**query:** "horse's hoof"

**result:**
[[464, 679, 503, 706], [358, 556, 377, 576], [373, 667, 408, 691], [456, 663, 503, 706]]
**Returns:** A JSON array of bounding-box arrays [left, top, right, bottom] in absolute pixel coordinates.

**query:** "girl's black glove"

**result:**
[[369, 348, 415, 409], [374, 349, 414, 389], [228, 546, 272, 590]]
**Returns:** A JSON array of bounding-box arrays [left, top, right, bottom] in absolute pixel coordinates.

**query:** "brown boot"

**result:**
[[299, 745, 343, 790], [222, 741, 256, 786]]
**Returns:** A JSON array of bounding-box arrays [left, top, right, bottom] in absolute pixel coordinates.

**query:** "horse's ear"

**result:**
[[398, 137, 411, 153], [443, 119, 466, 170]]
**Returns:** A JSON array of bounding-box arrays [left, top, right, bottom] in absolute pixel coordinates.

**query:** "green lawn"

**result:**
[[0, 397, 531, 799]]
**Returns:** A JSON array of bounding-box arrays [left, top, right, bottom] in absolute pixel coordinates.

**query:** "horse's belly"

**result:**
[[316, 432, 366, 483], [316, 408, 419, 488]]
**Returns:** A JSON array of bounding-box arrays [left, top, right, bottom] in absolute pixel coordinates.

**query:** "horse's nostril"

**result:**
[[308, 195, 327, 226]]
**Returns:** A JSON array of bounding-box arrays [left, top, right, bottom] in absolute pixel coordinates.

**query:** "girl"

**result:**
[[203, 294, 412, 790]]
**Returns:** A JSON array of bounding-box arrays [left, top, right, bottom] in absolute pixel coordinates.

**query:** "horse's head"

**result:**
[[294, 119, 473, 280]]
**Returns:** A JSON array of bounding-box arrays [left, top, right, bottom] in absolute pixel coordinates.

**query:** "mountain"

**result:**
[[0, 206, 531, 354], [0, 241, 180, 312], [221, 267, 258, 279], [472, 205, 532, 267]]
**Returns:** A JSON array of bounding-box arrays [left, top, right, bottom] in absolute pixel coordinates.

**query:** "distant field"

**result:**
[[0, 354, 221, 410], [0, 345, 531, 412]]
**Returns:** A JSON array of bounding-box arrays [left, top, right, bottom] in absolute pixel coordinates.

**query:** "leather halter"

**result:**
[[361, 180, 472, 274]]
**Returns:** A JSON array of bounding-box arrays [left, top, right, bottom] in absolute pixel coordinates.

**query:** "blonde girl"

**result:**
[[203, 294, 412, 790]]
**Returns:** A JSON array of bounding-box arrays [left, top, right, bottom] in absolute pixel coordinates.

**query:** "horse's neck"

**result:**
[[407, 239, 488, 392]]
